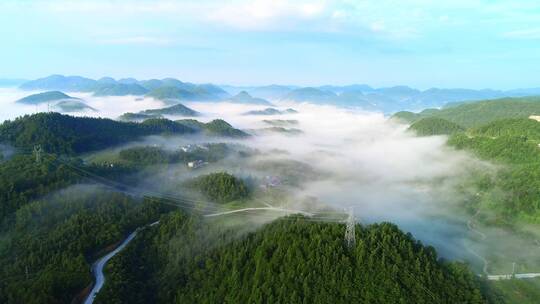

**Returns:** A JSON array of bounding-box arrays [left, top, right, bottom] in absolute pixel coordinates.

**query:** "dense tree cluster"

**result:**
[[0, 113, 248, 157], [0, 154, 80, 221], [97, 214, 492, 303], [188, 172, 250, 203], [392, 96, 540, 127], [0, 113, 194, 154], [449, 133, 540, 222], [470, 118, 540, 140], [409, 117, 465, 136], [117, 143, 239, 166]]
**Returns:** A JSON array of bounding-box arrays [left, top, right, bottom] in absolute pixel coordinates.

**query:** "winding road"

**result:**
[[84, 221, 160, 304], [204, 206, 314, 217], [83, 231, 138, 304]]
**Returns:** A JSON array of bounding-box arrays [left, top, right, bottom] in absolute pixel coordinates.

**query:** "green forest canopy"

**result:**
[[393, 96, 540, 128], [97, 213, 493, 304]]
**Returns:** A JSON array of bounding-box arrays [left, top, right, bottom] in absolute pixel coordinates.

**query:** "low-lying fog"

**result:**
[[1, 87, 537, 273]]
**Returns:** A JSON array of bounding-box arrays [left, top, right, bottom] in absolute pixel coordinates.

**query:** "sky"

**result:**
[[1, 0, 540, 89]]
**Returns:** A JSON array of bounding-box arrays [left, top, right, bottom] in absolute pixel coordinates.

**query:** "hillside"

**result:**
[[176, 119, 249, 138], [470, 118, 540, 140], [408, 117, 465, 136], [118, 112, 161, 121], [226, 91, 272, 105], [97, 214, 491, 303], [0, 113, 194, 154], [392, 97, 540, 128], [16, 91, 78, 105], [54, 100, 96, 112], [92, 83, 148, 96], [188, 172, 249, 203], [140, 103, 199, 116]]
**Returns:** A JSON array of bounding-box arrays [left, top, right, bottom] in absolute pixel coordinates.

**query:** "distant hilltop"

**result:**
[[14, 74, 540, 113]]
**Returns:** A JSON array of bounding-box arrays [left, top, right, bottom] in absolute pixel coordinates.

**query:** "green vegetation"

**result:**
[[488, 278, 540, 304], [16, 91, 77, 105], [117, 143, 235, 166], [0, 113, 194, 154], [0, 154, 80, 221], [392, 96, 540, 128], [392, 111, 421, 123], [204, 119, 249, 137], [409, 117, 465, 136], [449, 132, 540, 223], [139, 103, 199, 116], [188, 172, 249, 203], [176, 119, 249, 138], [252, 127, 303, 135], [0, 113, 245, 155], [54, 100, 96, 112], [98, 214, 491, 303], [0, 187, 168, 304], [118, 112, 161, 122], [470, 118, 540, 140], [119, 146, 178, 166], [394, 99, 540, 224]]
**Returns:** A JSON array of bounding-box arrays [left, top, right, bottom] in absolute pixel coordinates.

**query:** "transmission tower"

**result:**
[[345, 207, 356, 248], [33, 145, 42, 164]]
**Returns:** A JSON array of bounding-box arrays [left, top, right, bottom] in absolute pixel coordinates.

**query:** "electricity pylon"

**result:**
[[345, 207, 356, 248], [33, 145, 42, 163]]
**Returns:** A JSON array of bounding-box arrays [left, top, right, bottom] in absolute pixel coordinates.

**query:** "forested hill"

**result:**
[[97, 214, 493, 304], [409, 117, 465, 136], [396, 99, 540, 223], [0, 113, 246, 154], [393, 96, 540, 128]]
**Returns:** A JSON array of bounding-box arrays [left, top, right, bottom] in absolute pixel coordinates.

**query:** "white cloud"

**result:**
[[502, 28, 540, 40], [205, 0, 328, 30], [99, 36, 173, 46]]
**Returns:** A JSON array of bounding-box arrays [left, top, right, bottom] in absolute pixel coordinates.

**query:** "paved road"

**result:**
[[487, 273, 540, 280], [204, 207, 314, 217], [83, 231, 138, 304]]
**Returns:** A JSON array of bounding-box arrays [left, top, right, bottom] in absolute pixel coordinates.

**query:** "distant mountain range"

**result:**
[[16, 75, 540, 113], [223, 84, 540, 113], [19, 75, 229, 101]]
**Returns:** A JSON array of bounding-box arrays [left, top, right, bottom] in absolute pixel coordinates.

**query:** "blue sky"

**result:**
[[2, 0, 540, 89]]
